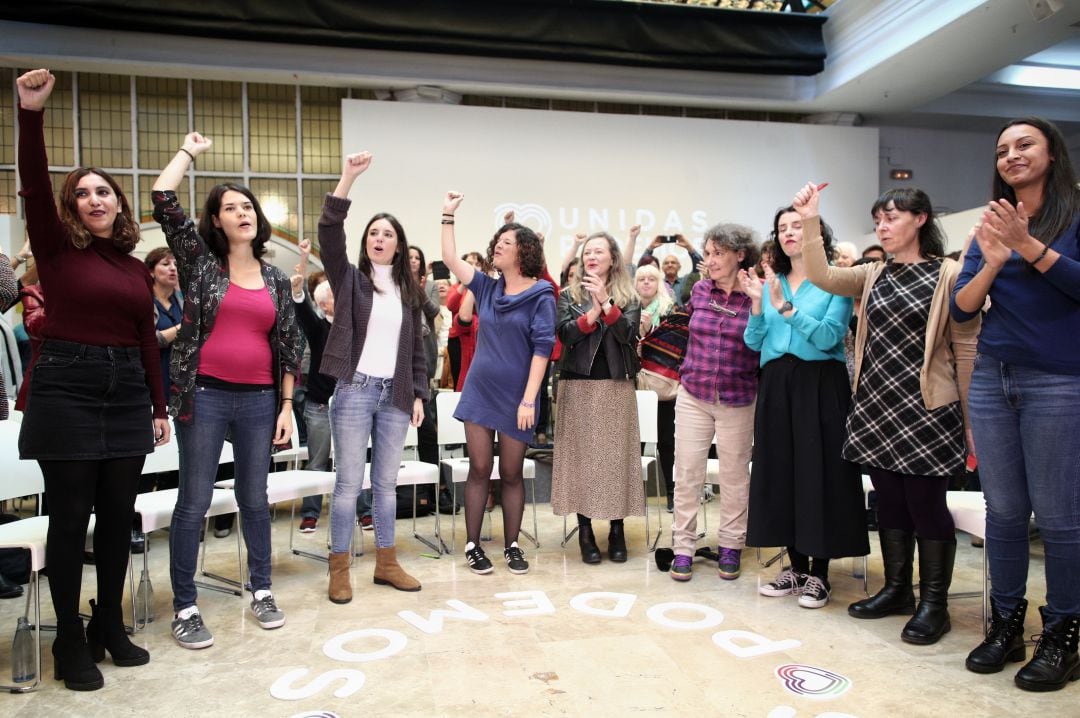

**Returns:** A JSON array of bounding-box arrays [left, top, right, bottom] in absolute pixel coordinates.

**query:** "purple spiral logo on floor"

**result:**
[[774, 664, 852, 699]]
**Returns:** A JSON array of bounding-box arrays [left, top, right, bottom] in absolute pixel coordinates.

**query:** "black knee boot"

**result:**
[[608, 520, 627, 563], [578, 516, 601, 564], [87, 599, 150, 667], [966, 598, 1027, 674], [848, 529, 916, 619], [901, 536, 955, 645], [1014, 607, 1080, 692], [53, 618, 104, 691]]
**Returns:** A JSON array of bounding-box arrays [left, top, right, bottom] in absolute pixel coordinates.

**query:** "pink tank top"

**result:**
[[198, 283, 275, 384]]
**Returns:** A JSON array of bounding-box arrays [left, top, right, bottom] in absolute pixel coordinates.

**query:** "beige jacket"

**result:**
[[801, 216, 980, 426]]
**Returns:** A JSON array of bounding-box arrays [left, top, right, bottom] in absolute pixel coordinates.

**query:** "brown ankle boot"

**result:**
[[373, 546, 421, 592], [328, 552, 352, 604]]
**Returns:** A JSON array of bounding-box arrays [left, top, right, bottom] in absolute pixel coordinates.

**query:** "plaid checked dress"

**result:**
[[842, 259, 965, 478]]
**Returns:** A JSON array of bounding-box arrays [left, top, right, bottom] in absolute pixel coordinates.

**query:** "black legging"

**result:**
[[39, 456, 144, 624], [463, 423, 526, 548], [447, 337, 462, 389], [868, 467, 955, 541], [657, 398, 675, 498]]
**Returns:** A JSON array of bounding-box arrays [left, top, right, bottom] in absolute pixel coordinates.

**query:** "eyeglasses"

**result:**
[[708, 301, 738, 316]]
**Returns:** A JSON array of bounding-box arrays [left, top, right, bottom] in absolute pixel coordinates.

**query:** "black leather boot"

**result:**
[[1014, 607, 1080, 692], [901, 536, 956, 645], [608, 521, 627, 563], [966, 598, 1027, 673], [848, 529, 916, 619], [578, 522, 601, 565], [53, 619, 104, 691], [86, 599, 150, 667], [0, 571, 24, 599]]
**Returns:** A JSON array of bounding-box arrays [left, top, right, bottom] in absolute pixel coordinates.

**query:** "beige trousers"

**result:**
[[671, 385, 755, 557]]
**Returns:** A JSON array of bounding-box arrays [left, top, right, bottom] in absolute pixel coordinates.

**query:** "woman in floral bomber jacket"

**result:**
[[152, 131, 300, 651]]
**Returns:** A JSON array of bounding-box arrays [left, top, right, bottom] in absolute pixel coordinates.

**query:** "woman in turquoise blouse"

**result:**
[[740, 206, 869, 610]]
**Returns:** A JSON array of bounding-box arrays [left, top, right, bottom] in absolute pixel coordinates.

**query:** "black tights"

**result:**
[[463, 423, 526, 548], [868, 467, 955, 541], [40, 456, 144, 624], [787, 548, 830, 580]]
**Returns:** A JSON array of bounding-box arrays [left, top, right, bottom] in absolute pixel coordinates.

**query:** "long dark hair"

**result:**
[[197, 183, 272, 263], [409, 245, 427, 282], [871, 188, 945, 259], [768, 205, 835, 276], [358, 212, 425, 308], [59, 167, 139, 253], [993, 117, 1080, 246]]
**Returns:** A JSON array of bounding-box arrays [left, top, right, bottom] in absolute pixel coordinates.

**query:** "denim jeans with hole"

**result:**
[[170, 385, 276, 612], [330, 372, 410, 552], [969, 355, 1080, 617]]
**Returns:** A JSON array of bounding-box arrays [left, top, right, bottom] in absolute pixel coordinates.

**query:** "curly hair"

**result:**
[[486, 223, 545, 279], [703, 223, 760, 271], [196, 183, 272, 263], [59, 168, 140, 253], [768, 205, 835, 276]]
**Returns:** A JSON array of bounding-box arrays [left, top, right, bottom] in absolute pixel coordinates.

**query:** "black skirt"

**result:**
[[19, 339, 155, 461], [746, 355, 869, 559]]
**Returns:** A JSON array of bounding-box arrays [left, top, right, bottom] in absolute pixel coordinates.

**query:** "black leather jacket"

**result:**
[[556, 288, 641, 380]]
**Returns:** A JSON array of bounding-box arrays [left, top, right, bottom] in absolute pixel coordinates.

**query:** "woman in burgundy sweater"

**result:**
[[16, 69, 169, 691]]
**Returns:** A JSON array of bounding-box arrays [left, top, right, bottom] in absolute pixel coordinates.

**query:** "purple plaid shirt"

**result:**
[[680, 280, 759, 406]]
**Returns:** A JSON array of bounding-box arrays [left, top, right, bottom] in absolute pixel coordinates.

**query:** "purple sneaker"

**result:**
[[670, 554, 693, 582], [718, 547, 742, 580]]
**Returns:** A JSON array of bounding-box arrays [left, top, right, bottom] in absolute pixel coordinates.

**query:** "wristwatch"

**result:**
[[780, 300, 794, 315]]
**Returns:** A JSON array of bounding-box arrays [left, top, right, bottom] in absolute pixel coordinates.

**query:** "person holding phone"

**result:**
[[641, 235, 703, 309]]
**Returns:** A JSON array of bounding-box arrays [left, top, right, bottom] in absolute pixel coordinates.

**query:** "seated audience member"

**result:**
[[641, 234, 703, 309], [861, 244, 886, 262]]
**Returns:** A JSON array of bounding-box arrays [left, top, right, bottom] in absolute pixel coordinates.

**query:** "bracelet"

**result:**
[[441, 213, 455, 218], [519, 400, 535, 409], [280, 398, 293, 403], [1030, 244, 1050, 266], [179, 148, 196, 163], [441, 219, 455, 225]]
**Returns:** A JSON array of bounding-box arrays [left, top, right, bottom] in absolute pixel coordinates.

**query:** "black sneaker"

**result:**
[[504, 543, 529, 575], [798, 576, 831, 609], [759, 569, 808, 597], [465, 545, 493, 575]]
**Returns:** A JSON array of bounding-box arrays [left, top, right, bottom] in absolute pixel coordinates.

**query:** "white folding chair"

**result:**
[[435, 391, 538, 553], [947, 490, 990, 633], [0, 421, 47, 692]]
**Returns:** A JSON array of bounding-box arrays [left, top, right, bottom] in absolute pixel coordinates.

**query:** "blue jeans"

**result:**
[[330, 372, 410, 552], [170, 385, 276, 612], [300, 401, 332, 519], [969, 356, 1080, 617]]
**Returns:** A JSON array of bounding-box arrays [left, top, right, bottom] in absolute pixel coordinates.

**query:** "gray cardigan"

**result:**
[[317, 194, 428, 414]]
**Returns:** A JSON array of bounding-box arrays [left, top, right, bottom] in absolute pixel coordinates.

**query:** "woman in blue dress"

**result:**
[[440, 191, 555, 576]]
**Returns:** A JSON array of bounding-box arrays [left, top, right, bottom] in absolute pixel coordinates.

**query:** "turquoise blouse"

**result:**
[[743, 274, 852, 367]]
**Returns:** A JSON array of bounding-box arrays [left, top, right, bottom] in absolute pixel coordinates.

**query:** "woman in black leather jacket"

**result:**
[[551, 232, 643, 563]]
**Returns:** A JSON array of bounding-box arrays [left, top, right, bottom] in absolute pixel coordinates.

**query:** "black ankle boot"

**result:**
[[1014, 607, 1080, 692], [86, 599, 150, 667], [578, 523, 601, 564], [901, 536, 956, 645], [608, 522, 627, 563], [53, 619, 104, 691], [848, 529, 916, 619], [966, 598, 1027, 674]]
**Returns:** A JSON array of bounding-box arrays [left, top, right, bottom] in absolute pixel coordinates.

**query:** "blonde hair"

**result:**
[[568, 232, 636, 308], [634, 264, 673, 318]]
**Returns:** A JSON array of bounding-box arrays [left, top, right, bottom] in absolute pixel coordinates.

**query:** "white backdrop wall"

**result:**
[[340, 100, 879, 274]]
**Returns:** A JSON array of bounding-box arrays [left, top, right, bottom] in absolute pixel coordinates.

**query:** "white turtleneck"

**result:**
[[356, 263, 403, 379]]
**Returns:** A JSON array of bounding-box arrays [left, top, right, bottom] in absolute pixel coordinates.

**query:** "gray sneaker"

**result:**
[[250, 592, 285, 629], [172, 608, 214, 649]]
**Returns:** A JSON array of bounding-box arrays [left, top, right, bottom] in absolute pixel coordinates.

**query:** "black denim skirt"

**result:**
[[19, 339, 155, 460]]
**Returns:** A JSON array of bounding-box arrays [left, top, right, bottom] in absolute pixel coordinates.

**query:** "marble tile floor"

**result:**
[[1, 500, 1073, 718]]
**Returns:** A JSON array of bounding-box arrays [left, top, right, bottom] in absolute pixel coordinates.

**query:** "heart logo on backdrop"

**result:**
[[493, 202, 552, 237], [774, 664, 852, 699]]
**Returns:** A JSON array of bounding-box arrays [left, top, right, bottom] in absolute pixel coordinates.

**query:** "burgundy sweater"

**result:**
[[18, 107, 166, 418]]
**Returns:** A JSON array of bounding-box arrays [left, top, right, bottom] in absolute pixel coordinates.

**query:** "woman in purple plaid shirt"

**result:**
[[668, 224, 761, 582]]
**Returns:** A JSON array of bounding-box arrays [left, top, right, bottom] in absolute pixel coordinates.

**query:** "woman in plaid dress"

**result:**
[[794, 183, 980, 645]]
